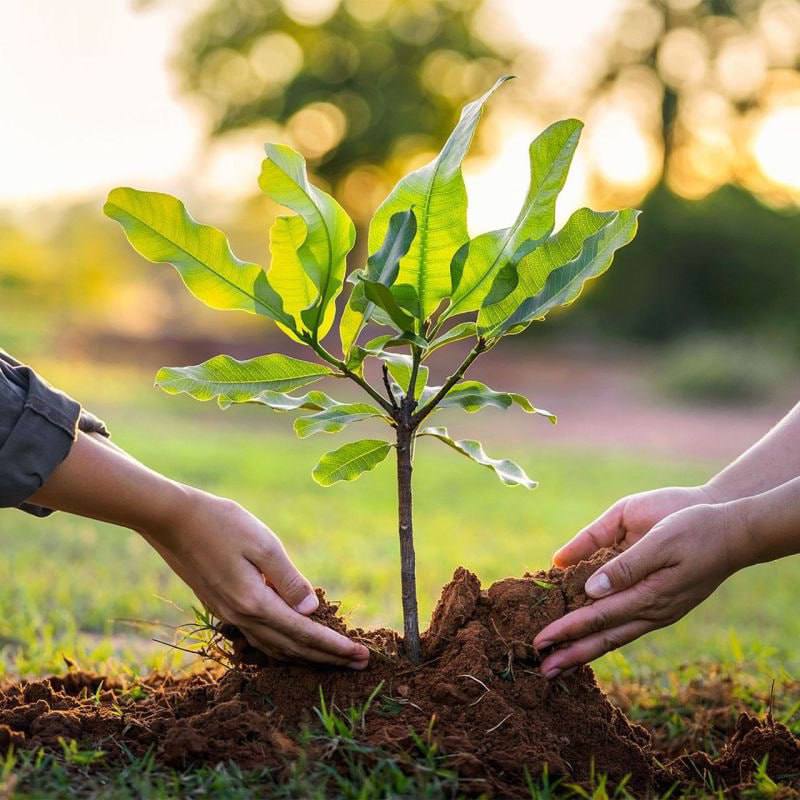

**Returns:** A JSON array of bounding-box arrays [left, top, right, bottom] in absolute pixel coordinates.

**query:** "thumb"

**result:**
[[553, 500, 624, 568], [251, 543, 318, 615], [584, 536, 665, 599]]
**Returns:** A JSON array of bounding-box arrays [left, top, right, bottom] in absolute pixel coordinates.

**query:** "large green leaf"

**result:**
[[483, 208, 640, 338], [155, 354, 333, 406], [340, 209, 418, 356], [312, 439, 392, 486], [259, 144, 356, 339], [379, 350, 429, 399], [367, 76, 510, 322], [445, 119, 583, 320], [294, 402, 387, 438], [267, 215, 334, 342], [418, 380, 556, 421], [420, 426, 536, 488], [104, 188, 293, 327]]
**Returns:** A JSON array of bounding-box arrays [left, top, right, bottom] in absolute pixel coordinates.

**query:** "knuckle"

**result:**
[[612, 557, 636, 588], [587, 607, 611, 634], [231, 595, 264, 619], [601, 631, 626, 653]]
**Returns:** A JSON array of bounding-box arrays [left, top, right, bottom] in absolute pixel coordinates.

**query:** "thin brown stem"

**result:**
[[396, 422, 421, 662], [311, 342, 394, 413], [411, 338, 486, 426]]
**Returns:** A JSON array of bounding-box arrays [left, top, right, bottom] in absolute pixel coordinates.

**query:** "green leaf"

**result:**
[[295, 402, 387, 438], [259, 144, 356, 340], [267, 215, 334, 343], [418, 380, 556, 421], [367, 76, 510, 322], [312, 439, 392, 486], [248, 389, 338, 412], [444, 119, 583, 320], [155, 354, 332, 405], [420, 426, 537, 489], [340, 208, 418, 356], [362, 280, 417, 332], [484, 208, 640, 337], [423, 322, 477, 358], [104, 188, 293, 328]]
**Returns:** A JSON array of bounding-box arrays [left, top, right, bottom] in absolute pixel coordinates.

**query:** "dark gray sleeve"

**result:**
[[0, 351, 110, 517]]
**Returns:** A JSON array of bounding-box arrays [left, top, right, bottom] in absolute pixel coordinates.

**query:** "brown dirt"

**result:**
[[1, 551, 798, 797]]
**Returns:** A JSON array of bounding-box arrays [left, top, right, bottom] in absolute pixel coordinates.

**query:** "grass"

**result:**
[[1, 360, 798, 681], [1, 359, 799, 796]]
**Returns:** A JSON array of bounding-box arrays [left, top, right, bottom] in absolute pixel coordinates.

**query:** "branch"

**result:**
[[411, 338, 486, 427], [310, 341, 395, 413], [405, 346, 422, 412], [382, 363, 399, 410]]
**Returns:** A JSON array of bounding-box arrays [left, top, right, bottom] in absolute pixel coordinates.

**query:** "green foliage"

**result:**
[[105, 79, 638, 643], [173, 0, 502, 185], [104, 76, 639, 493], [154, 354, 332, 405], [312, 439, 392, 486], [655, 334, 790, 406], [419, 426, 536, 488]]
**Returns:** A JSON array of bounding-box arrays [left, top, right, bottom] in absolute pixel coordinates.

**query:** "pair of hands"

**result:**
[[143, 490, 370, 670], [534, 485, 752, 678], [159, 484, 742, 674]]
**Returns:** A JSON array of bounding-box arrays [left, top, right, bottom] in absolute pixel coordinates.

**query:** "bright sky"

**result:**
[[0, 0, 797, 230]]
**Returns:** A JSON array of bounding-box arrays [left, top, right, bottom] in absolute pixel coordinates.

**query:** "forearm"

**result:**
[[27, 431, 192, 533], [704, 402, 800, 502], [731, 475, 800, 567]]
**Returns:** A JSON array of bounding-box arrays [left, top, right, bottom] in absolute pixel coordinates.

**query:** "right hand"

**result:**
[[142, 489, 370, 670], [552, 485, 719, 568]]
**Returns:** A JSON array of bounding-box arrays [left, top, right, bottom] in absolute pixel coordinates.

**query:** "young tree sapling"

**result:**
[[104, 77, 639, 663]]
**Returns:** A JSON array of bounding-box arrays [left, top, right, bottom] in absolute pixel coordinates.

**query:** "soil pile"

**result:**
[[1, 551, 798, 796]]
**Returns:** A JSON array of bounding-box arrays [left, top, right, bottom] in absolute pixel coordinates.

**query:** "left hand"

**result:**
[[533, 502, 749, 678]]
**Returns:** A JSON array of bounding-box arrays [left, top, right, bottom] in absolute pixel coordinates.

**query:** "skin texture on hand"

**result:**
[[536, 495, 748, 679], [30, 432, 369, 670], [552, 485, 717, 568]]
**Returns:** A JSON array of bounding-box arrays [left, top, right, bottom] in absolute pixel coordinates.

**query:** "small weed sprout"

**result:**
[[105, 77, 638, 662]]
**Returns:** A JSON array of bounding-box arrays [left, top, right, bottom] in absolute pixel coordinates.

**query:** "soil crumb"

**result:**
[[1, 551, 798, 797]]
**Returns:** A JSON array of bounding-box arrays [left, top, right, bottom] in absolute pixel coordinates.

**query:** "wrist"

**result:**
[[720, 495, 763, 571]]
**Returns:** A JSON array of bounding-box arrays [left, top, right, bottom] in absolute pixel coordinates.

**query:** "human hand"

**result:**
[[534, 501, 749, 677], [552, 485, 719, 568], [141, 489, 370, 670]]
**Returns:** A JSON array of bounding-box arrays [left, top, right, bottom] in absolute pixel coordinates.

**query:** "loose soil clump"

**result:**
[[1, 551, 798, 796]]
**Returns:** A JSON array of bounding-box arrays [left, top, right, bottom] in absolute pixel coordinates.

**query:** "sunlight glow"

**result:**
[[753, 106, 800, 189], [587, 109, 659, 187]]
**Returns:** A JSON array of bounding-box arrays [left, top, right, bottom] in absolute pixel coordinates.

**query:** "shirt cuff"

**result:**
[[0, 361, 109, 517]]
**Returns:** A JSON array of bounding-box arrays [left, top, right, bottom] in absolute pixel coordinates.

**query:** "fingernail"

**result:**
[[535, 639, 553, 651], [585, 572, 612, 598], [543, 667, 561, 680], [294, 593, 319, 615], [348, 660, 368, 670]]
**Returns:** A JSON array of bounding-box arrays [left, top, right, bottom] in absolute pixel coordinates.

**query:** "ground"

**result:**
[[0, 353, 798, 796]]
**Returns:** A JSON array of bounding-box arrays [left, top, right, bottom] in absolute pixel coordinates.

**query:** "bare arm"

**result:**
[[29, 432, 369, 669]]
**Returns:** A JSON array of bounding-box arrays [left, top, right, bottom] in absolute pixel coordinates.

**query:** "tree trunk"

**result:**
[[396, 425, 421, 662]]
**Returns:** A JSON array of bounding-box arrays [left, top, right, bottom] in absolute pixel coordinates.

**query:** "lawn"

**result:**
[[1, 360, 797, 684], [2, 359, 799, 798]]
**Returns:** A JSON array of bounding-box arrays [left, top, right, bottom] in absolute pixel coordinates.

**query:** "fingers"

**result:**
[[534, 581, 659, 650], [583, 532, 669, 599], [248, 538, 318, 615], [233, 583, 370, 668], [539, 619, 653, 677], [239, 623, 368, 670], [552, 500, 624, 567]]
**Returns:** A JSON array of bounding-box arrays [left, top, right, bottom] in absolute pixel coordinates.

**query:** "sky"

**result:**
[[0, 0, 797, 234], [0, 0, 619, 224]]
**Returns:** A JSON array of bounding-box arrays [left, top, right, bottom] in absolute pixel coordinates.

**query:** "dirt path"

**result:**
[[456, 342, 798, 463]]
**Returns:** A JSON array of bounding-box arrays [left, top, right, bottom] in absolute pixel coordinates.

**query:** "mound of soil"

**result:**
[[1, 551, 798, 796]]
